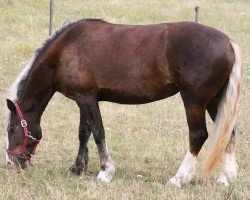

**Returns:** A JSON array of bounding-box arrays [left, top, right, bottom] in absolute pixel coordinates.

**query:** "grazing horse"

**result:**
[[5, 19, 242, 187]]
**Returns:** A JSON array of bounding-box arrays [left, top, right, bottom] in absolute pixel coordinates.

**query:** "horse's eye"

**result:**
[[9, 127, 14, 134]]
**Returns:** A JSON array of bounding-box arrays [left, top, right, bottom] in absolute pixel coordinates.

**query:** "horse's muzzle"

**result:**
[[7, 155, 27, 169]]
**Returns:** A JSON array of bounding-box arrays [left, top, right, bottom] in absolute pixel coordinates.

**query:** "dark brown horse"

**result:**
[[5, 19, 242, 187]]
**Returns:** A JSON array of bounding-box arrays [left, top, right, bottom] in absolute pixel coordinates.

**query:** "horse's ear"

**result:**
[[6, 99, 16, 115]]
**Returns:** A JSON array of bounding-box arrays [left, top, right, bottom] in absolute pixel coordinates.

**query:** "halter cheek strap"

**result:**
[[6, 103, 41, 166]]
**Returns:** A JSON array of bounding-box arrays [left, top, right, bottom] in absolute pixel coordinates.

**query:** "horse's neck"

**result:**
[[19, 64, 55, 122]]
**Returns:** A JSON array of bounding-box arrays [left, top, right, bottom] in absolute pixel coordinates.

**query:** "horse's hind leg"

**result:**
[[207, 100, 238, 186], [169, 93, 208, 187], [75, 95, 115, 182], [70, 108, 91, 175]]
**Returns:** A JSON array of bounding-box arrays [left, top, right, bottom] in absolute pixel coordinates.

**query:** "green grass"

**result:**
[[0, 0, 250, 199]]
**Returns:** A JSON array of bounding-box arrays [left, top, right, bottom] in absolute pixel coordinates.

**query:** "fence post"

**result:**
[[49, 0, 54, 35], [195, 6, 200, 23]]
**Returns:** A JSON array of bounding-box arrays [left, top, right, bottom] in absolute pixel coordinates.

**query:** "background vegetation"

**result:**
[[0, 0, 249, 199]]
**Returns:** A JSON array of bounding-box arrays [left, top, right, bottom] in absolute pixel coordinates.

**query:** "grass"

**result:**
[[0, 0, 250, 199]]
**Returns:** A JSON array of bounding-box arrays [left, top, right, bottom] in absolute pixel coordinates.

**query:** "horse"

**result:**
[[5, 19, 242, 187]]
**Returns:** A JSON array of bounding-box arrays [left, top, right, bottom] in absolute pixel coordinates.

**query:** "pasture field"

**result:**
[[0, 0, 249, 199]]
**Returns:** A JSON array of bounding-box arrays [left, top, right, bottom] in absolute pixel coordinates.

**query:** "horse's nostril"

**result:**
[[6, 159, 15, 168], [7, 162, 12, 165]]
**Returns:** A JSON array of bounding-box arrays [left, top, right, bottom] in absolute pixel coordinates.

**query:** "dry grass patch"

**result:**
[[0, 0, 249, 199]]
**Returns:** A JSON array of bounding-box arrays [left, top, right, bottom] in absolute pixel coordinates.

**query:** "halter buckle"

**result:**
[[21, 120, 27, 128], [28, 131, 38, 142]]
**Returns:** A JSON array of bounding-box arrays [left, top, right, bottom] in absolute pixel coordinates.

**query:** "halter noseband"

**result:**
[[6, 103, 41, 166]]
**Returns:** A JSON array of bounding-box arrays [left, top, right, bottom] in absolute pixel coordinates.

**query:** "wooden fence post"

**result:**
[[49, 0, 54, 35], [195, 6, 200, 23]]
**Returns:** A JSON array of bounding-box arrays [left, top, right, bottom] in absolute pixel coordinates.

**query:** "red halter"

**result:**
[[6, 103, 41, 166]]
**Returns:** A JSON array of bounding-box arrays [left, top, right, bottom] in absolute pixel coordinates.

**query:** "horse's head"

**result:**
[[6, 99, 41, 169]]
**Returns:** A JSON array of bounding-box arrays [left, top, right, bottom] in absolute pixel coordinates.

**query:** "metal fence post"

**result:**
[[49, 0, 54, 35], [195, 6, 200, 23]]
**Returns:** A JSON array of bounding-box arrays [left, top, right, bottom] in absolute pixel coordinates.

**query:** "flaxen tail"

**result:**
[[203, 40, 243, 174]]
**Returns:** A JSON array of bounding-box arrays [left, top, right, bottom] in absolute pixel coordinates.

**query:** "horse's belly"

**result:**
[[98, 82, 179, 104]]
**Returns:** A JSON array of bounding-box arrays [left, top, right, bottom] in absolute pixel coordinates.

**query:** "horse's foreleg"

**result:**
[[75, 96, 115, 182], [95, 141, 115, 183], [207, 100, 238, 186], [70, 108, 91, 175], [169, 101, 208, 187], [93, 118, 115, 183]]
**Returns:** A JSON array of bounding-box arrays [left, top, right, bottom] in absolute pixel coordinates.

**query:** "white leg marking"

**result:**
[[96, 160, 115, 183], [96, 156, 115, 183], [96, 144, 115, 183], [217, 152, 237, 186], [169, 151, 197, 187]]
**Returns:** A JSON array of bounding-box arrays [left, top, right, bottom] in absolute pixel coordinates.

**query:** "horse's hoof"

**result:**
[[168, 177, 182, 188], [96, 163, 115, 183], [96, 170, 112, 183], [217, 174, 230, 187], [70, 163, 85, 175], [168, 169, 196, 188], [70, 166, 83, 175]]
